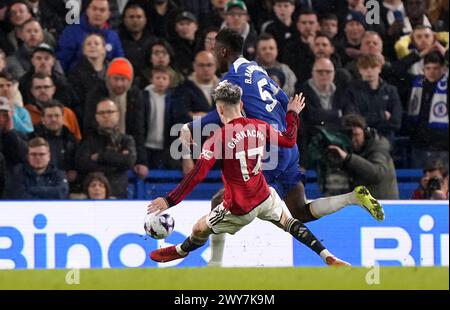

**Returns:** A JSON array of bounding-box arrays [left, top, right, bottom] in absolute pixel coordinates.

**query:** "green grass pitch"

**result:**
[[0, 267, 448, 290]]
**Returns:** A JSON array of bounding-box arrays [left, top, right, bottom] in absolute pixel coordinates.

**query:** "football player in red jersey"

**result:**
[[148, 82, 349, 266]]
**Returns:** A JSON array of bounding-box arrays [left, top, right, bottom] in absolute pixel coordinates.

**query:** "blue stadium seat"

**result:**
[[128, 169, 423, 200]]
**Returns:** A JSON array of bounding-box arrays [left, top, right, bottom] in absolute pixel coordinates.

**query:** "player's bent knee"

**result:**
[[192, 216, 211, 238]]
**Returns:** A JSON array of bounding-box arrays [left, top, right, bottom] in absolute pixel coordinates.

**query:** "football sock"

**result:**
[[308, 192, 358, 218], [285, 218, 326, 256], [209, 233, 226, 264], [178, 235, 208, 255]]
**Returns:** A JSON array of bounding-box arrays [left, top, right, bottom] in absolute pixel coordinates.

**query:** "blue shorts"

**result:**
[[263, 146, 304, 199]]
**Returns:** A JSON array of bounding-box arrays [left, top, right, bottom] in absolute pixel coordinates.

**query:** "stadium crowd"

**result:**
[[0, 0, 448, 200]]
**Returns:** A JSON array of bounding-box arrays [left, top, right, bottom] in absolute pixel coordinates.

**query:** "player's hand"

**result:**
[[179, 123, 197, 149], [287, 93, 306, 114], [147, 197, 169, 215]]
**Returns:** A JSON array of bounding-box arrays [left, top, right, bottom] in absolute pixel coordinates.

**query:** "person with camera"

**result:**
[[412, 159, 449, 200], [327, 113, 400, 200]]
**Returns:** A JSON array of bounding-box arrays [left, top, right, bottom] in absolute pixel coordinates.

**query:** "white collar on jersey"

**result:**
[[232, 57, 250, 73]]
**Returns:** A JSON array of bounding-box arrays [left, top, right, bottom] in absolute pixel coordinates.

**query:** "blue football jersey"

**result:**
[[222, 58, 290, 131]]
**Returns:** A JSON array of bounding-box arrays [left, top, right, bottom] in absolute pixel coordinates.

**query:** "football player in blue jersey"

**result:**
[[180, 28, 385, 266]]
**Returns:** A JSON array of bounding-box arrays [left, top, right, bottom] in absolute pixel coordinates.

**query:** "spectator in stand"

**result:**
[[201, 27, 219, 53], [169, 11, 201, 77], [261, 0, 297, 54], [380, 0, 409, 61], [222, 0, 258, 60], [255, 33, 297, 97], [8, 137, 69, 200], [346, 54, 402, 143], [143, 66, 178, 170], [6, 18, 49, 79], [68, 34, 108, 119], [281, 8, 320, 84], [25, 73, 81, 139], [243, 0, 274, 32], [412, 159, 449, 200], [0, 73, 33, 134], [145, 0, 180, 40], [345, 31, 386, 79], [427, 0, 448, 31], [320, 13, 339, 43], [81, 172, 113, 200], [22, 0, 65, 38], [145, 39, 184, 88], [0, 95, 28, 174], [84, 58, 148, 180], [328, 114, 400, 200], [199, 0, 227, 29], [0, 48, 24, 107], [172, 51, 219, 175], [404, 0, 434, 33], [29, 100, 79, 192], [0, 27, 14, 56], [395, 26, 448, 76], [56, 0, 124, 73], [19, 43, 76, 111], [297, 58, 348, 143], [171, 51, 218, 125], [119, 2, 157, 89], [4, 1, 55, 52], [407, 51, 448, 168], [75, 99, 137, 198], [296, 33, 352, 90], [338, 10, 366, 66]]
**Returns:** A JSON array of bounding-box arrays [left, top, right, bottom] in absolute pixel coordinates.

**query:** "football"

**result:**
[[144, 213, 175, 239]]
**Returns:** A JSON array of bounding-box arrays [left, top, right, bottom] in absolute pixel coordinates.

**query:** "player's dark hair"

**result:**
[[216, 28, 244, 56], [212, 82, 242, 106]]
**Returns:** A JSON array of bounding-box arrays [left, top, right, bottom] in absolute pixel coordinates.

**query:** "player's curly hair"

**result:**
[[212, 82, 242, 105]]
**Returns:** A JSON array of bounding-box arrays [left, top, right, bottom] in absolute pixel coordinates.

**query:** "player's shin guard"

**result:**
[[308, 192, 358, 218], [177, 235, 208, 255], [284, 217, 325, 256]]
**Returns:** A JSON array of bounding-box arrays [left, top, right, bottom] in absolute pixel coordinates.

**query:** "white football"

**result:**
[[144, 213, 175, 239]]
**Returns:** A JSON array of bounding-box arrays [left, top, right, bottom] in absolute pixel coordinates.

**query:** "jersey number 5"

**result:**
[[236, 146, 264, 182], [257, 78, 278, 112]]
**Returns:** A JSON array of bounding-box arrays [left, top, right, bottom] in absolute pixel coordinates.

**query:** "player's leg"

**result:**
[[285, 182, 385, 222], [176, 215, 212, 255], [260, 188, 350, 266], [277, 210, 350, 266], [150, 215, 212, 263], [282, 148, 384, 222], [209, 189, 226, 266]]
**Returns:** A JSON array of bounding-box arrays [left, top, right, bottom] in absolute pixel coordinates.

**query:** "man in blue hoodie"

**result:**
[[56, 0, 124, 73]]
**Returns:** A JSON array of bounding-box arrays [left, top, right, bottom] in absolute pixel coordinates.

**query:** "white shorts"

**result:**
[[206, 187, 284, 235]]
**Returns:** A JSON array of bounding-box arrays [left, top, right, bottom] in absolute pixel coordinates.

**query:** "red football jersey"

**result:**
[[166, 111, 299, 215]]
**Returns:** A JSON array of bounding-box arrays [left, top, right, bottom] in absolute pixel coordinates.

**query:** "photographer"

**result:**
[[412, 159, 449, 200], [327, 114, 399, 200]]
